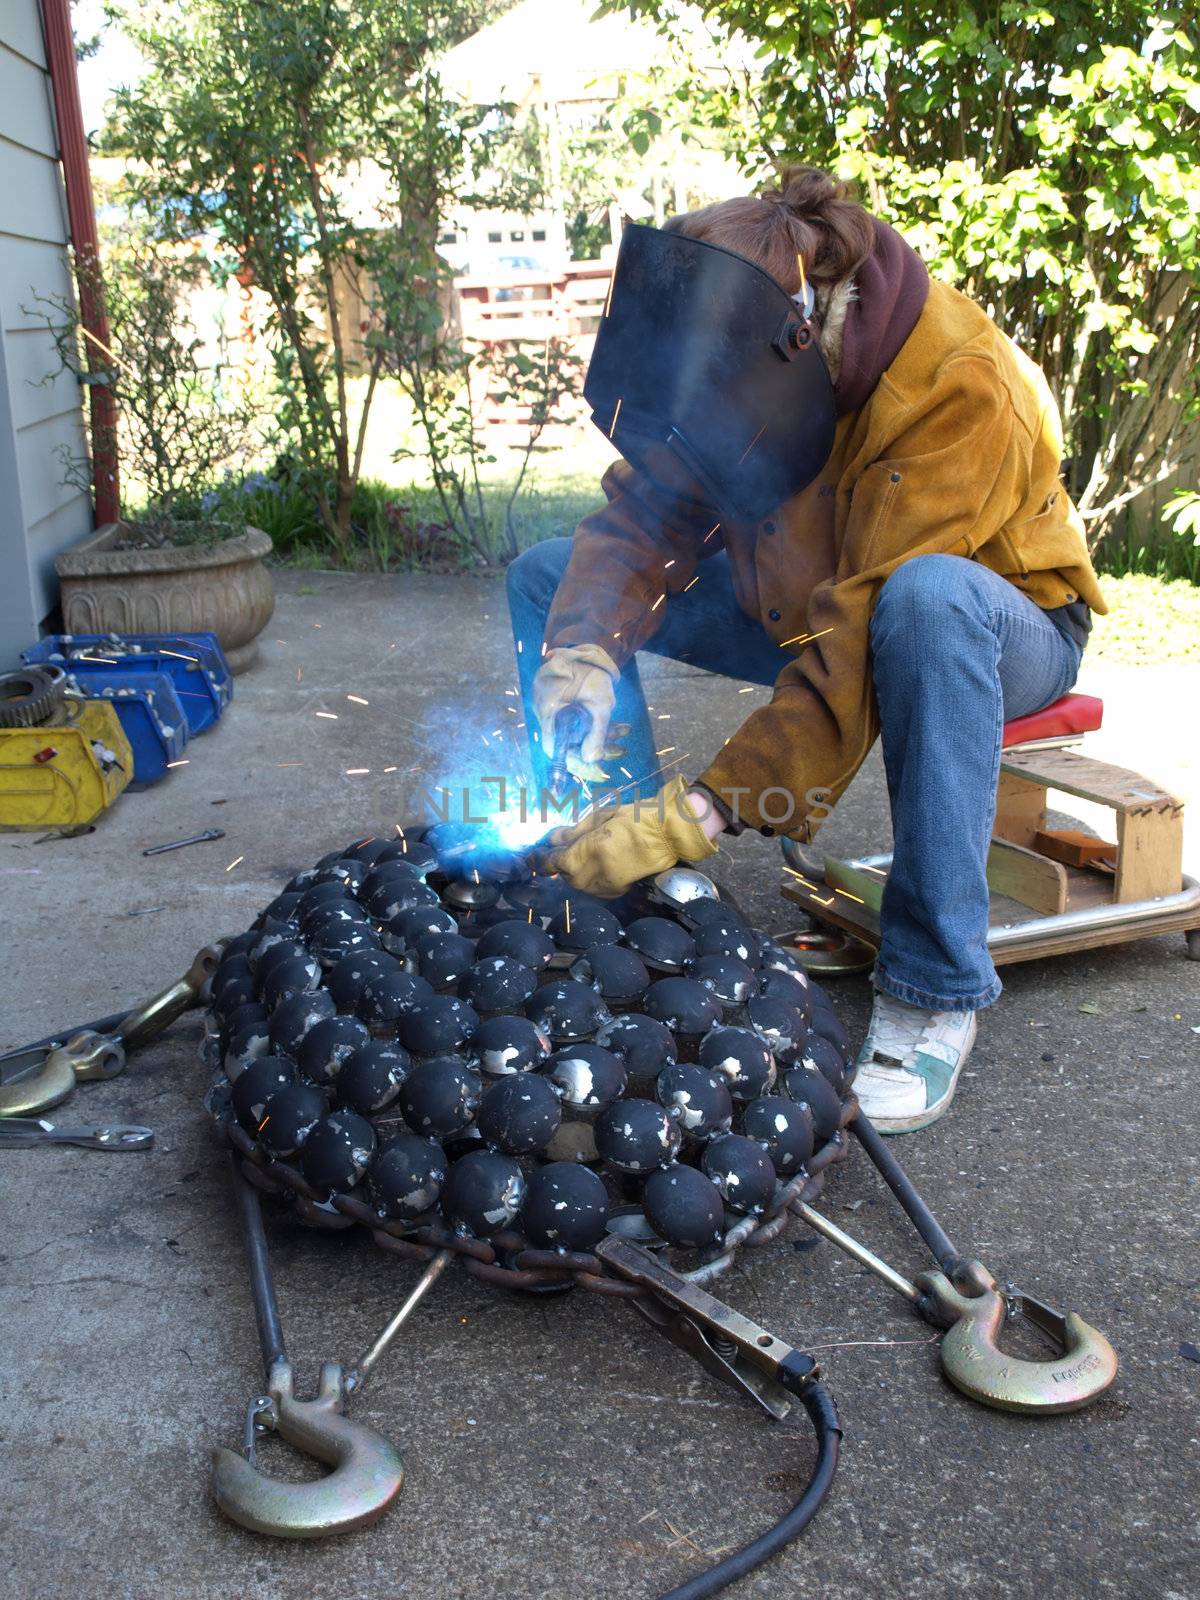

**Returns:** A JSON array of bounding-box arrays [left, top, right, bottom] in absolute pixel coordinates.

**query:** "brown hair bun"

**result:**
[[665, 165, 874, 296]]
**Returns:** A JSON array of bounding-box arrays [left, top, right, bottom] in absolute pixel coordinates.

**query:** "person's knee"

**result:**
[[872, 553, 981, 645], [506, 537, 572, 610]]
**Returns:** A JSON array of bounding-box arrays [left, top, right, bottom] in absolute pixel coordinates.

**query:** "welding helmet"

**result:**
[[584, 223, 836, 522]]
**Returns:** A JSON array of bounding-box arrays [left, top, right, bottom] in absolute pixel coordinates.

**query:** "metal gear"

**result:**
[[0, 666, 66, 728]]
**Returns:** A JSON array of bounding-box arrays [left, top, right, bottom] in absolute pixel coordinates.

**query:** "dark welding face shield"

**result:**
[[583, 223, 837, 523]]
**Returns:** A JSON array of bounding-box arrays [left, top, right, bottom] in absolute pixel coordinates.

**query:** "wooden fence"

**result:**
[[454, 260, 612, 434]]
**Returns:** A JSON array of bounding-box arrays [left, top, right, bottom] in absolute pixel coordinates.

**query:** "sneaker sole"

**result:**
[[868, 1077, 960, 1135]]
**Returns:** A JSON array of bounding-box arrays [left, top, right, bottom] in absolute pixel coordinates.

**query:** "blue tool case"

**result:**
[[23, 633, 232, 735], [62, 670, 189, 788]]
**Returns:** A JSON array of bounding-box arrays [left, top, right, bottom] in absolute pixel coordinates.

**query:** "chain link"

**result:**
[[220, 1085, 856, 1295]]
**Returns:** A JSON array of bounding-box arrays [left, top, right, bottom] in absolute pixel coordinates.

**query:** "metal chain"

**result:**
[[220, 1089, 856, 1296]]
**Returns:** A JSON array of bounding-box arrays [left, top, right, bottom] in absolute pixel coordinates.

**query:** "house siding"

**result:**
[[0, 3, 92, 665]]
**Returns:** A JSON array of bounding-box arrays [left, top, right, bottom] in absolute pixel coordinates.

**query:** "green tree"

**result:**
[[109, 0, 504, 549], [28, 247, 253, 541], [603, 2, 1200, 546]]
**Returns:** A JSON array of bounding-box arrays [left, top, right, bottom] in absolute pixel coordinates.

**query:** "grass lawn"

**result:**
[[270, 375, 618, 569], [1088, 573, 1200, 663]]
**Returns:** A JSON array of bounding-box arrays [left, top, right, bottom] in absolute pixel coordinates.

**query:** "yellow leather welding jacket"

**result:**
[[544, 278, 1106, 838]]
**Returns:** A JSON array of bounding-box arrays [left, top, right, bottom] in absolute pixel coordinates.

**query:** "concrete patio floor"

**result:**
[[1, 567, 1197, 1600]]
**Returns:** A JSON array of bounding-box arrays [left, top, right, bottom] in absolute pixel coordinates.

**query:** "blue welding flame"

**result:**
[[412, 695, 585, 860]]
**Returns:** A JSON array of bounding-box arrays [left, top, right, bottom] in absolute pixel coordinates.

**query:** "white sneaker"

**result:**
[[852, 991, 978, 1134]]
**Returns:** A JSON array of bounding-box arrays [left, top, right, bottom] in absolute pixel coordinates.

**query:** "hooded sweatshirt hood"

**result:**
[[817, 217, 929, 417]]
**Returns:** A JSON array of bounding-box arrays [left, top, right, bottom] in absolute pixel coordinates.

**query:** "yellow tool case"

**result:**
[[0, 698, 132, 829]]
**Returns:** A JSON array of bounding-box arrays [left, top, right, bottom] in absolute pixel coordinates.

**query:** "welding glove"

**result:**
[[532, 644, 620, 774], [538, 775, 718, 898]]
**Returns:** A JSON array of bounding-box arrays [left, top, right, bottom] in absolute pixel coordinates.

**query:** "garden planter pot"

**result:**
[[55, 524, 274, 673]]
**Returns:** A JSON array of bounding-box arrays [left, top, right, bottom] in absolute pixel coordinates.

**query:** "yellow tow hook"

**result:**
[[210, 1361, 405, 1539], [0, 941, 225, 1117], [916, 1266, 1118, 1415], [795, 1203, 1117, 1416]]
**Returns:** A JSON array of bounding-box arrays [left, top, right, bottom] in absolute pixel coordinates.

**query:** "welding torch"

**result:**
[[547, 703, 592, 802]]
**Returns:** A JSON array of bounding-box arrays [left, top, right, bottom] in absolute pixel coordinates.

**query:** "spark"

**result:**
[[296, 668, 303, 682], [384, 765, 398, 773], [157, 648, 198, 662], [613, 631, 621, 640], [564, 900, 571, 934], [313, 622, 322, 629], [860, 864, 888, 877], [783, 865, 817, 889], [601, 752, 690, 808], [505, 688, 518, 696], [526, 906, 534, 922], [738, 686, 755, 693], [657, 713, 671, 720], [780, 626, 834, 649], [258, 1115, 270, 1133], [620, 766, 632, 780], [664, 559, 675, 569], [275, 639, 287, 645], [703, 523, 720, 543], [836, 888, 865, 904], [315, 711, 338, 719], [541, 642, 548, 657], [517, 640, 524, 654], [506, 705, 519, 714], [225, 855, 244, 872], [737, 422, 768, 465], [796, 250, 808, 305], [603, 263, 618, 318], [275, 761, 304, 767], [811, 893, 836, 907], [608, 396, 623, 439], [656, 746, 676, 756], [79, 323, 137, 377], [650, 593, 665, 612], [346, 693, 369, 706], [166, 759, 189, 769], [683, 576, 700, 592], [345, 767, 370, 775]]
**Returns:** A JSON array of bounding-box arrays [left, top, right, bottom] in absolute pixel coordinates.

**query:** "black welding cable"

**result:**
[[654, 1382, 842, 1600]]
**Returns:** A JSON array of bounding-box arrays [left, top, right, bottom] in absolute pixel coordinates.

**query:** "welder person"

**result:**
[[506, 167, 1104, 1134]]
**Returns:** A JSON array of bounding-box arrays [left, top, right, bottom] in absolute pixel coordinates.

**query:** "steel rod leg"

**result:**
[[229, 1152, 287, 1377], [850, 1114, 963, 1275], [792, 1203, 920, 1302], [348, 1249, 454, 1392]]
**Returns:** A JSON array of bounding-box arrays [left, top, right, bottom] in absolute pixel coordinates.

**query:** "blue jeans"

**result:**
[[506, 539, 1083, 1010]]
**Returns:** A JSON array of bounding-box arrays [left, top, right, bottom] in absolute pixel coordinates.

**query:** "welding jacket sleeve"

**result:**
[[544, 459, 722, 662], [697, 356, 1020, 840]]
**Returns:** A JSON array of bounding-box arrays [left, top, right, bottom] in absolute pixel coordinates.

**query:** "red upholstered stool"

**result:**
[[781, 692, 1200, 971], [1002, 693, 1104, 749]]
